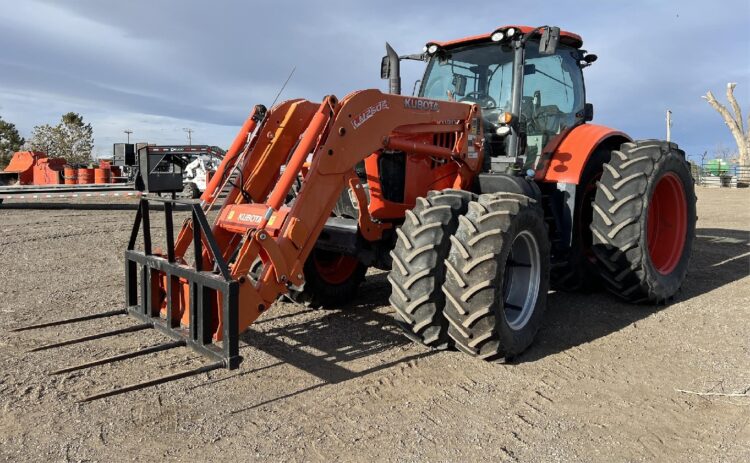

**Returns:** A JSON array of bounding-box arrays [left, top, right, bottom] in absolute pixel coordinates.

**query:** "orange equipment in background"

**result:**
[[63, 166, 78, 185], [77, 168, 94, 184], [0, 151, 66, 186], [0, 152, 128, 188], [94, 167, 111, 184]]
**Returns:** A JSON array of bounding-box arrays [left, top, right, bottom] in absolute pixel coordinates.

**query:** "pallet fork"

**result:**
[[16, 91, 482, 400]]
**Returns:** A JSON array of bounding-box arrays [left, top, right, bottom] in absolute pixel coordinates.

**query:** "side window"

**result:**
[[521, 46, 584, 168], [422, 60, 477, 100], [522, 47, 585, 135]]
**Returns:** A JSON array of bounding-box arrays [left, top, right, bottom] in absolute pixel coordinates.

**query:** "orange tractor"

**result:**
[[19, 25, 696, 399]]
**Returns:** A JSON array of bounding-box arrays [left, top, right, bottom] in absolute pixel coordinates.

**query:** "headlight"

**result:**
[[505, 27, 517, 38], [491, 30, 505, 42], [496, 126, 511, 136], [424, 43, 439, 54]]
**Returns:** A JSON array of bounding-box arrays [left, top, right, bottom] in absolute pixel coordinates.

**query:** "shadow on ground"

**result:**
[[510, 227, 748, 362], [238, 271, 427, 381], [238, 227, 749, 386]]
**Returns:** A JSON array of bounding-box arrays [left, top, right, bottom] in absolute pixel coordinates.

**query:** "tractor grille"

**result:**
[[433, 132, 456, 149]]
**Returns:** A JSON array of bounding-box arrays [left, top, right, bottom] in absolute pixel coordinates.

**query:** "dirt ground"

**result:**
[[0, 187, 748, 462]]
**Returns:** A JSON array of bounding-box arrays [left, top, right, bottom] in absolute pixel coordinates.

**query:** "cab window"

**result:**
[[521, 45, 585, 163], [522, 45, 585, 136]]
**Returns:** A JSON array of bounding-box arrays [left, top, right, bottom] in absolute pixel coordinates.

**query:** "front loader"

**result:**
[[17, 25, 696, 399]]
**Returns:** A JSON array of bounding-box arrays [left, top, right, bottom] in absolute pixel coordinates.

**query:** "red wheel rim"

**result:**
[[312, 252, 359, 285], [647, 172, 687, 275]]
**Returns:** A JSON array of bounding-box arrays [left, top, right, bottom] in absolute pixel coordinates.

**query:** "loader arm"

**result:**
[[121, 90, 482, 371], [217, 90, 482, 337]]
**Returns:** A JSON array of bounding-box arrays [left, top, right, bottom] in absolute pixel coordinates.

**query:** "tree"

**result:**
[[0, 116, 25, 169], [703, 83, 749, 168], [29, 112, 94, 165], [713, 142, 736, 161]]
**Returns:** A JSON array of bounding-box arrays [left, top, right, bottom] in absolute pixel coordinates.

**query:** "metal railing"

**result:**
[[693, 163, 750, 188]]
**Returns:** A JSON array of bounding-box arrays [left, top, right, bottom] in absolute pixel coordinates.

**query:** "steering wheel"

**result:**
[[460, 91, 497, 109]]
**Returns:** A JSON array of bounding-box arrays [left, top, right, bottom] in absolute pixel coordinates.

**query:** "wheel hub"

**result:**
[[503, 230, 541, 331]]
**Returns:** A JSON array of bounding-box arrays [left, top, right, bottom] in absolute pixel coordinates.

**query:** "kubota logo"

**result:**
[[238, 213, 263, 223], [404, 98, 440, 111]]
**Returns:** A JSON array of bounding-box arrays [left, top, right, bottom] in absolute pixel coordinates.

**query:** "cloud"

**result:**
[[0, 0, 748, 159]]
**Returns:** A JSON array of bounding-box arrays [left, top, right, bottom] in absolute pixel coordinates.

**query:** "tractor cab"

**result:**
[[386, 26, 595, 172]]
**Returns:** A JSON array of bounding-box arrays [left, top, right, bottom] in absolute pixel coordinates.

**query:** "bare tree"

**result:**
[[703, 83, 749, 168], [713, 142, 736, 161]]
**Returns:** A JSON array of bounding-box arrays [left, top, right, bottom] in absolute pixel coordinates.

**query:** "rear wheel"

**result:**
[[442, 193, 550, 361], [590, 140, 696, 302], [388, 189, 475, 349]]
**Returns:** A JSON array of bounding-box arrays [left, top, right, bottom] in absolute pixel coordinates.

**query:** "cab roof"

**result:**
[[430, 25, 583, 49]]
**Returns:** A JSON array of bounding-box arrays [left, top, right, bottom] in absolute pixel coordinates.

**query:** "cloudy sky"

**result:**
[[0, 0, 748, 160]]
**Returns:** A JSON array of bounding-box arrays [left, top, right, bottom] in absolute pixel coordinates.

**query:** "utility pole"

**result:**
[[666, 110, 672, 143], [183, 128, 194, 146], [124, 129, 133, 144]]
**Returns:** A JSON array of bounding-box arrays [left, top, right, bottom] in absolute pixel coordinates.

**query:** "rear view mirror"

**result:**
[[452, 74, 467, 96], [584, 103, 594, 121], [539, 26, 560, 55], [380, 56, 391, 79]]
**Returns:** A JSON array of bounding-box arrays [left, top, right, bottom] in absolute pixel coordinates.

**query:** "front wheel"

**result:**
[[294, 249, 366, 308], [590, 140, 696, 302], [388, 189, 475, 349], [442, 193, 550, 361]]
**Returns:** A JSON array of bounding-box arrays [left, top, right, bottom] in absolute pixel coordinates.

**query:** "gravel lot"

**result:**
[[0, 187, 748, 462]]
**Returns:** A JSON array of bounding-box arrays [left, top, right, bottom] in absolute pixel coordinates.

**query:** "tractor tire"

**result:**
[[442, 193, 550, 361], [295, 249, 367, 309], [388, 189, 475, 349], [590, 140, 696, 302]]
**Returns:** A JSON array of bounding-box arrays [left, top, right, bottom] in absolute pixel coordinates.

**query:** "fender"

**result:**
[[537, 123, 631, 184]]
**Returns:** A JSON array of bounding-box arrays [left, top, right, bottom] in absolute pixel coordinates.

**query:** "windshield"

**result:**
[[417, 40, 586, 164], [419, 42, 514, 110]]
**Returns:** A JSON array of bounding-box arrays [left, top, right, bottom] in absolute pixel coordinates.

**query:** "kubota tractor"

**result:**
[[18, 25, 696, 400]]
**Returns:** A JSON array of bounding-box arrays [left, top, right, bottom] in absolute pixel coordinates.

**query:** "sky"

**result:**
[[0, 0, 748, 161]]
